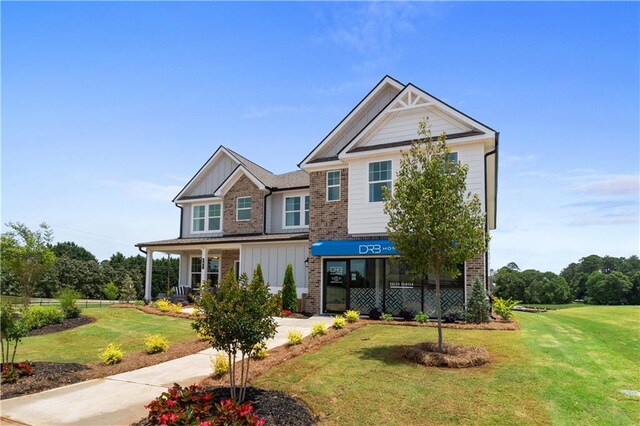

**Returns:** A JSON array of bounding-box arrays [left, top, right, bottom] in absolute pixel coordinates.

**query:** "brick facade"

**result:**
[[220, 249, 239, 280], [306, 168, 349, 313], [222, 175, 264, 235], [465, 254, 486, 303]]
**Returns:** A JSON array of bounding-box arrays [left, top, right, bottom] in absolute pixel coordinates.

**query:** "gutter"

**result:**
[[138, 247, 147, 255]]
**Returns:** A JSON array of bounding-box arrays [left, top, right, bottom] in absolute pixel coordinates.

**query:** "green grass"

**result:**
[[253, 306, 640, 425], [17, 307, 197, 363], [521, 303, 590, 310]]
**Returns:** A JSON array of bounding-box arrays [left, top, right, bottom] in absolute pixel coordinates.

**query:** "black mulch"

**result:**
[[28, 315, 96, 337], [134, 387, 316, 426], [0, 362, 89, 400]]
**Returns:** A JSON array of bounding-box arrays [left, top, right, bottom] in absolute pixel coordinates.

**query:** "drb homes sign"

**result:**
[[311, 239, 398, 257]]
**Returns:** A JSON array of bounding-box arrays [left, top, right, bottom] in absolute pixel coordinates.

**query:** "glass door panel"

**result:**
[[325, 260, 347, 312]]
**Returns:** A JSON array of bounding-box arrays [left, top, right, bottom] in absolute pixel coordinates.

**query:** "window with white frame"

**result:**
[[368, 160, 392, 202], [192, 204, 222, 232], [190, 257, 219, 288], [284, 195, 310, 227], [236, 197, 251, 221], [326, 170, 341, 201]]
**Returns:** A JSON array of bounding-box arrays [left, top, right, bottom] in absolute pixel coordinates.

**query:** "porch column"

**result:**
[[145, 249, 154, 302], [200, 248, 209, 285]]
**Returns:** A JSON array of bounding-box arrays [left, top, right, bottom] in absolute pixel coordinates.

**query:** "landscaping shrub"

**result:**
[[251, 342, 268, 360], [287, 330, 303, 345], [103, 281, 119, 300], [100, 343, 124, 365], [332, 315, 346, 329], [2, 360, 35, 384], [0, 301, 29, 365], [493, 297, 520, 320], [368, 307, 382, 320], [211, 353, 229, 378], [22, 306, 65, 330], [443, 307, 465, 323], [119, 274, 137, 303], [345, 310, 360, 323], [169, 302, 183, 314], [145, 383, 264, 426], [56, 288, 82, 319], [133, 300, 145, 306], [311, 322, 327, 337], [414, 311, 429, 323], [465, 277, 491, 323], [281, 263, 298, 312], [144, 334, 169, 354], [381, 312, 393, 321], [280, 309, 292, 317], [156, 298, 171, 312]]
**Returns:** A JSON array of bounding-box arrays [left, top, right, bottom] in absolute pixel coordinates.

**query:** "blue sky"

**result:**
[[2, 1, 638, 273]]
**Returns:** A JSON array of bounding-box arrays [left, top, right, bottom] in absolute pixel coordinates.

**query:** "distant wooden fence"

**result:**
[[0, 296, 121, 308]]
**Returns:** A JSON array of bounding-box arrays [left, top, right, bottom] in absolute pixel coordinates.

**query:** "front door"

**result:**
[[324, 260, 347, 312]]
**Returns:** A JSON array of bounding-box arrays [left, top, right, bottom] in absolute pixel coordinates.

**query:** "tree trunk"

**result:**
[[11, 339, 19, 364], [1, 336, 5, 364], [435, 273, 443, 352], [228, 351, 236, 400]]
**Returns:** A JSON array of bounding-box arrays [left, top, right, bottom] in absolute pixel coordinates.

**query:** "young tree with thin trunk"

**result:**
[[1, 222, 56, 306], [384, 121, 488, 352]]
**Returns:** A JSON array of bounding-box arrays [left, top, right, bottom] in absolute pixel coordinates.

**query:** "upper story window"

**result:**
[[192, 203, 222, 232], [284, 195, 310, 228], [368, 160, 392, 202], [236, 196, 252, 221], [327, 170, 341, 201]]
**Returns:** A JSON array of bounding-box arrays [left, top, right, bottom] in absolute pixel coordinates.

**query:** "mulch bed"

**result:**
[[28, 315, 96, 337], [0, 339, 210, 400], [399, 341, 491, 368], [134, 387, 315, 426]]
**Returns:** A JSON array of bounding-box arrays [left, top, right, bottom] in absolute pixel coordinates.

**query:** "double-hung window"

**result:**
[[284, 195, 310, 228], [326, 170, 341, 201], [192, 203, 222, 232], [368, 160, 392, 202], [236, 197, 251, 221]]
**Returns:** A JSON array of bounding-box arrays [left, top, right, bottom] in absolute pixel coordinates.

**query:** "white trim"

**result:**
[[189, 254, 220, 288], [177, 196, 222, 205], [190, 202, 223, 234], [326, 170, 341, 202], [299, 76, 404, 168], [301, 160, 347, 172], [173, 147, 239, 202], [236, 196, 252, 221], [214, 166, 266, 197], [367, 159, 393, 203], [282, 192, 310, 229]]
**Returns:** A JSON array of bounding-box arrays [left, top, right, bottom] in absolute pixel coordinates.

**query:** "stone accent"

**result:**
[[220, 249, 239, 280], [222, 174, 264, 235], [465, 254, 486, 303]]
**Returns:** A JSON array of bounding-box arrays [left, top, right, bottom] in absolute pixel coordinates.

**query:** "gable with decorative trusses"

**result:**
[[339, 84, 495, 157]]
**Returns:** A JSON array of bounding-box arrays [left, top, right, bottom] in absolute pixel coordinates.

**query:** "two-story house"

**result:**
[[137, 75, 498, 316]]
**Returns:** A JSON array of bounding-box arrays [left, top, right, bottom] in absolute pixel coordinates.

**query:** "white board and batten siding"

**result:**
[[362, 107, 472, 148], [184, 154, 238, 198], [240, 242, 308, 296], [347, 143, 486, 235]]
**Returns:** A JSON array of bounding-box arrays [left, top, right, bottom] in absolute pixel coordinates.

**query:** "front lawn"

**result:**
[[253, 306, 640, 425], [16, 307, 198, 364]]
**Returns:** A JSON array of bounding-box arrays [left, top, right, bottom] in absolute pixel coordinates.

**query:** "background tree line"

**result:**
[[1, 223, 180, 300], [492, 255, 640, 305]]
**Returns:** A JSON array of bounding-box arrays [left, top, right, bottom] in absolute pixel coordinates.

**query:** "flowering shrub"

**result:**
[[145, 334, 169, 354], [332, 315, 346, 329], [287, 330, 303, 345], [1, 360, 34, 384], [280, 309, 292, 317], [100, 343, 124, 365], [311, 322, 327, 337], [145, 383, 264, 426], [345, 310, 360, 323]]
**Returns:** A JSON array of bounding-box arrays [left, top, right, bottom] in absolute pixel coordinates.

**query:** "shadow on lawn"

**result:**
[[356, 344, 410, 366]]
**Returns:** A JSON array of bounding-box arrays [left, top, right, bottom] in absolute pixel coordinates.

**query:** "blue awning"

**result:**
[[311, 239, 398, 256]]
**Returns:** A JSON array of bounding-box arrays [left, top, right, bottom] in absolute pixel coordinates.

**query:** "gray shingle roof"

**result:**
[[137, 232, 309, 248], [225, 146, 309, 189]]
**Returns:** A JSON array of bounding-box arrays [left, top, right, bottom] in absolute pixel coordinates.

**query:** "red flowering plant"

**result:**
[[280, 309, 292, 317], [1, 360, 35, 383], [145, 383, 264, 426]]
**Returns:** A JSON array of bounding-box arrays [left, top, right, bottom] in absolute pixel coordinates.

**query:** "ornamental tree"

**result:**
[[1, 222, 56, 305], [192, 265, 279, 402], [384, 121, 488, 352], [281, 263, 298, 312]]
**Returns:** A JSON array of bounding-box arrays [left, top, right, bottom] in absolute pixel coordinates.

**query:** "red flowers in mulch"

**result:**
[[1, 360, 35, 384]]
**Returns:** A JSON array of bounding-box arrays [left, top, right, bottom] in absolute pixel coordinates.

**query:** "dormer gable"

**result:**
[[173, 147, 240, 202]]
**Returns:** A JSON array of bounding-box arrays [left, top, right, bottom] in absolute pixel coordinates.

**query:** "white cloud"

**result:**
[[100, 179, 183, 202]]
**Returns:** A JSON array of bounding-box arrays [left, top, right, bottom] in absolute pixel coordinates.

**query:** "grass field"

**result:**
[[17, 307, 197, 363], [253, 306, 640, 425]]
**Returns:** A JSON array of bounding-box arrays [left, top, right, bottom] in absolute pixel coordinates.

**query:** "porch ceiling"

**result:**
[[136, 232, 309, 252]]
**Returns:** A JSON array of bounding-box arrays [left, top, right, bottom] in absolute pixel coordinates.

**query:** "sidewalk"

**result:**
[[0, 316, 333, 426]]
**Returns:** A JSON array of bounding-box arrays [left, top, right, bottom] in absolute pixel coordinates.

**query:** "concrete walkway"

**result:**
[[0, 316, 333, 426]]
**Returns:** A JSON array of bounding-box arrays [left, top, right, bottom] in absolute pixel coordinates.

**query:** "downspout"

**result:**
[[177, 204, 184, 238], [263, 188, 273, 235], [138, 247, 147, 255], [483, 132, 499, 292]]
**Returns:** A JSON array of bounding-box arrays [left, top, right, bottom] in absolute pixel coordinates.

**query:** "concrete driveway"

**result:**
[[0, 315, 333, 426]]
